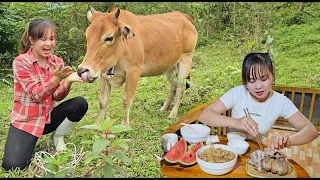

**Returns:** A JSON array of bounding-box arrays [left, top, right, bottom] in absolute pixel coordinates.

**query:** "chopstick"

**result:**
[[243, 108, 264, 151]]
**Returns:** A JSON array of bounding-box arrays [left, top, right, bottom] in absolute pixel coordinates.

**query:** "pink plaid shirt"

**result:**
[[10, 49, 70, 137]]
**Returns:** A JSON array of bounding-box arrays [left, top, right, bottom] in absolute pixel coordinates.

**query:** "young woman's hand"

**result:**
[[235, 116, 259, 137], [63, 72, 84, 89], [51, 64, 72, 86], [270, 135, 292, 150], [66, 72, 84, 83]]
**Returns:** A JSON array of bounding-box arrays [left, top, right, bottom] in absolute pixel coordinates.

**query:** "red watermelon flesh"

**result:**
[[162, 138, 187, 164], [177, 142, 203, 167]]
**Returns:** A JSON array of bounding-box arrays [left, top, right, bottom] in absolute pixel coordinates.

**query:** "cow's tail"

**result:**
[[182, 13, 194, 25], [185, 74, 190, 90]]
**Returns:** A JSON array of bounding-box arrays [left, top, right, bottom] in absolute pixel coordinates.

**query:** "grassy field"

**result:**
[[0, 18, 319, 177]]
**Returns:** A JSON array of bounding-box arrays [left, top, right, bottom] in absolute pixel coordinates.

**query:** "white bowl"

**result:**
[[227, 132, 246, 141], [227, 139, 249, 156], [196, 144, 238, 175], [180, 124, 210, 144]]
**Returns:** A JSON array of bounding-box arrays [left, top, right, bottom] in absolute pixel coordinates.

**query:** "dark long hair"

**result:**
[[19, 18, 56, 54], [242, 53, 275, 85]]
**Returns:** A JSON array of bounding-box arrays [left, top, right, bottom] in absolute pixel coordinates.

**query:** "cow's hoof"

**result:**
[[167, 113, 177, 120], [159, 107, 169, 112], [121, 121, 129, 126]]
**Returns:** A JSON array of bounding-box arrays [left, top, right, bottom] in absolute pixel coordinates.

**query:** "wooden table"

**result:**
[[161, 135, 310, 178]]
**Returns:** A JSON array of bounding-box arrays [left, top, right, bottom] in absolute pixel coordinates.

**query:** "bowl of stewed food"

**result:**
[[196, 144, 238, 175]]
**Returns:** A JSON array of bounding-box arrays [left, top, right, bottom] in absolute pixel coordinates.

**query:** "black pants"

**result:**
[[2, 96, 88, 171]]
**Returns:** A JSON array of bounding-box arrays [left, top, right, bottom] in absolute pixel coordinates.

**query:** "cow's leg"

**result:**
[[160, 65, 178, 112], [168, 53, 193, 119], [97, 74, 111, 123], [122, 68, 141, 126]]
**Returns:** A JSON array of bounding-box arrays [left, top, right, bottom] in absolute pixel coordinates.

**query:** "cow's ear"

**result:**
[[87, 5, 96, 23], [119, 22, 135, 39], [115, 8, 120, 19]]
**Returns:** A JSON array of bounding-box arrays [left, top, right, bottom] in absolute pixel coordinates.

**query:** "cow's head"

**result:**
[[77, 6, 135, 83]]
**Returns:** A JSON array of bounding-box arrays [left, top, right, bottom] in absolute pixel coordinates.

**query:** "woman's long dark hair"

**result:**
[[19, 18, 56, 54]]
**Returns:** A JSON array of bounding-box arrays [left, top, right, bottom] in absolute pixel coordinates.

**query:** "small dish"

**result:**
[[227, 132, 246, 141], [227, 139, 249, 156]]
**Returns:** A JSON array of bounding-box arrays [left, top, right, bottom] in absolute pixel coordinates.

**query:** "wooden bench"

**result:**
[[162, 85, 320, 136]]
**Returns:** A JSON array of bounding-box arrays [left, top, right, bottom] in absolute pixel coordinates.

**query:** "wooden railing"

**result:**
[[162, 85, 320, 136], [272, 85, 320, 131]]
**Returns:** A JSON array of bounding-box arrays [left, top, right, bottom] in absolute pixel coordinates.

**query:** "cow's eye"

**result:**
[[104, 36, 114, 42]]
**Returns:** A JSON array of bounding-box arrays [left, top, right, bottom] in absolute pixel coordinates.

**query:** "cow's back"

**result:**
[[118, 10, 198, 76]]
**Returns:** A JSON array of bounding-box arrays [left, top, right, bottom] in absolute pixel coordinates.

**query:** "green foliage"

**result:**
[[42, 152, 74, 178], [79, 116, 132, 178]]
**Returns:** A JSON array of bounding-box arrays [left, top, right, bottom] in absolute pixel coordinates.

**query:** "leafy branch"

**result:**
[[79, 116, 132, 177]]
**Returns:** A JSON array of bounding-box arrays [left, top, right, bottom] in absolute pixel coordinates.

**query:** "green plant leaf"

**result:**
[[110, 150, 131, 163], [63, 167, 73, 175], [43, 157, 57, 164], [103, 164, 114, 178], [44, 173, 56, 178], [80, 140, 95, 145], [92, 139, 110, 156], [79, 124, 103, 131], [54, 171, 66, 178], [108, 134, 115, 139], [44, 163, 59, 173], [112, 165, 126, 176], [103, 117, 116, 130], [95, 165, 104, 177], [117, 143, 129, 151], [84, 152, 97, 165], [102, 156, 113, 165], [109, 125, 132, 133], [60, 152, 74, 163]]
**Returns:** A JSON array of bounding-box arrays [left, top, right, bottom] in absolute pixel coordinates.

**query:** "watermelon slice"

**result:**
[[177, 142, 203, 167], [162, 138, 187, 165]]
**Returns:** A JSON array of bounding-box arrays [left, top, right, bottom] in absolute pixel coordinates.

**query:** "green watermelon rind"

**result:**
[[177, 142, 203, 167], [162, 138, 187, 165]]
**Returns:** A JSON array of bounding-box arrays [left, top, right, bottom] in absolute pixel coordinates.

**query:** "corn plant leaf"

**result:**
[[103, 164, 114, 178], [110, 150, 131, 163], [109, 125, 132, 133], [92, 139, 110, 156], [79, 124, 103, 131]]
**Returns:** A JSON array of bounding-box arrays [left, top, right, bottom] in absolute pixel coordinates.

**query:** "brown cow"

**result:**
[[77, 6, 198, 125]]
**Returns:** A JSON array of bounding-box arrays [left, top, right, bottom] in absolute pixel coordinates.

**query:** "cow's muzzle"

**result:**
[[77, 68, 98, 83]]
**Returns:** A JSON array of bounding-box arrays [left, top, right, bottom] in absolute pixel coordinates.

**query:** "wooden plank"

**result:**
[[308, 93, 316, 121], [290, 91, 295, 102], [273, 85, 320, 93], [299, 92, 305, 112]]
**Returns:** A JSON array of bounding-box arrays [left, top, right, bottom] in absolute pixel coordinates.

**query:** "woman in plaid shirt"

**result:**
[[2, 18, 88, 171]]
